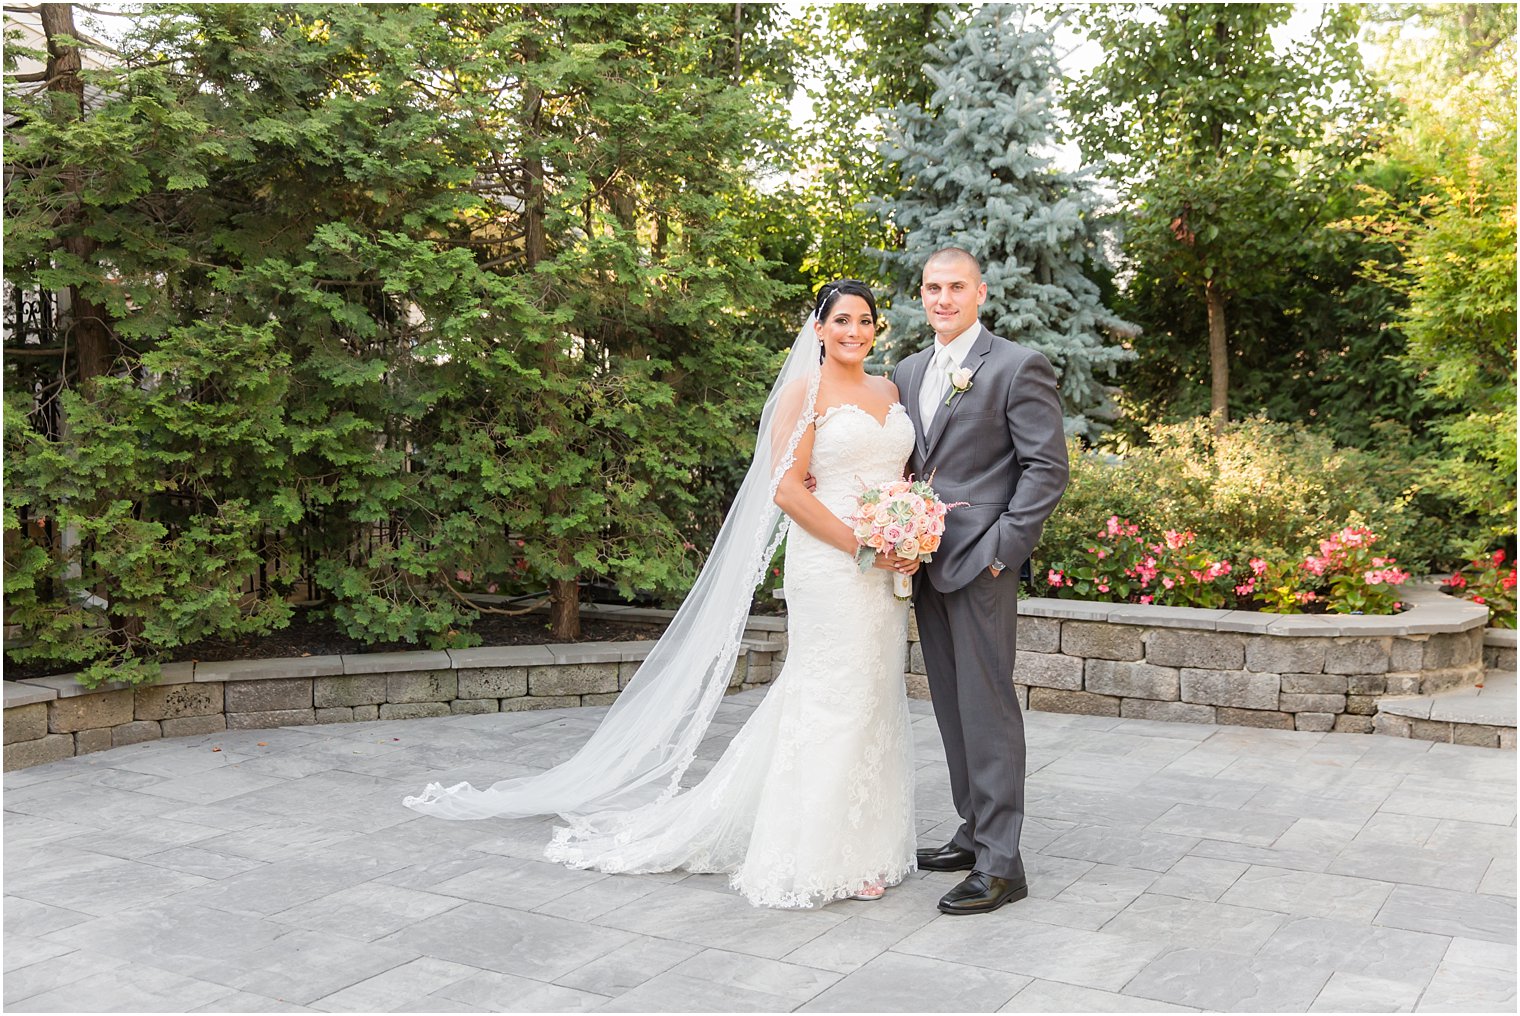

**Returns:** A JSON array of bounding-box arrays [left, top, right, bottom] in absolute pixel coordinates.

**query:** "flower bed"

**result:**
[[1045, 520, 1413, 615], [1441, 550, 1517, 628]]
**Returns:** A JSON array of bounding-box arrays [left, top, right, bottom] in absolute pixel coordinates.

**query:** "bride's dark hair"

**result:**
[[814, 279, 878, 324]]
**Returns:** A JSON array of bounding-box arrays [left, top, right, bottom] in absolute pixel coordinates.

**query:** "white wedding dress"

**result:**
[[545, 402, 918, 908]]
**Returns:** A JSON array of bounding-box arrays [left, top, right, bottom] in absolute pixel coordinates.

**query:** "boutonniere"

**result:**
[[944, 367, 973, 406]]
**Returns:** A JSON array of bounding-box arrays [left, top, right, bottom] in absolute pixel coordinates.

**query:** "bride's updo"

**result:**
[[814, 279, 879, 324]]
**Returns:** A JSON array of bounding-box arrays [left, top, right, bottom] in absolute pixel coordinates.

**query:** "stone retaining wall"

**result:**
[[5, 588, 1501, 770], [1483, 628, 1516, 672], [906, 585, 1490, 737], [3, 607, 786, 771]]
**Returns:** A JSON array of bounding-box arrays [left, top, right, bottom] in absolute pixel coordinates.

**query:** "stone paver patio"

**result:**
[[5, 691, 1516, 1013]]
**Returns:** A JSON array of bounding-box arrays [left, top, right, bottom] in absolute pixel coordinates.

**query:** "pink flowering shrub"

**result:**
[[1044, 519, 1412, 615], [1442, 550, 1517, 629], [1249, 554, 1321, 614], [1306, 527, 1410, 615], [1046, 518, 1236, 610]]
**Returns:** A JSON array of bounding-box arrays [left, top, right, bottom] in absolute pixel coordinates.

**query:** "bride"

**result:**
[[406, 280, 920, 908]]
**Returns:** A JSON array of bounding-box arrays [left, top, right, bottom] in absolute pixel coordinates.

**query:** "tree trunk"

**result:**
[[41, 2, 114, 388], [521, 24, 581, 643], [1206, 278, 1229, 434], [732, 3, 743, 80]]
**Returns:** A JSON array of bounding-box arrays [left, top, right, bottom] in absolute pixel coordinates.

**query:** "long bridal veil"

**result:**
[[403, 317, 823, 820]]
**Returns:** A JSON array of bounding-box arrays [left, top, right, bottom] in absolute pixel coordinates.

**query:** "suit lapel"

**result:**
[[902, 346, 933, 460], [923, 325, 993, 462]]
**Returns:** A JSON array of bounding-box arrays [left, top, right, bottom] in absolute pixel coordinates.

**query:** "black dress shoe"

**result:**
[[916, 843, 976, 872], [937, 871, 1029, 915]]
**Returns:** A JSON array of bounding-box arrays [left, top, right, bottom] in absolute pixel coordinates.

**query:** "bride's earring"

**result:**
[[818, 342, 826, 364]]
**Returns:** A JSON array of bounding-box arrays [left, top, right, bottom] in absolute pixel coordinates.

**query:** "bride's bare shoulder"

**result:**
[[869, 374, 902, 403]]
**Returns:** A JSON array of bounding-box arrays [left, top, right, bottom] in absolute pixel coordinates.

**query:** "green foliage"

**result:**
[[1317, 532, 1408, 616], [1109, 175, 1433, 451], [4, 322, 299, 685], [1442, 550, 1518, 630], [1067, 3, 1390, 421], [1037, 416, 1438, 596], [4, 3, 799, 682], [1039, 427, 1426, 616], [794, 3, 965, 288], [1348, 10, 1517, 550], [869, 6, 1135, 435], [1068, 4, 1384, 296]]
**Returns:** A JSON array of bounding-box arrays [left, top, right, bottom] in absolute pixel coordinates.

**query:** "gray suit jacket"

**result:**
[[892, 325, 1069, 594]]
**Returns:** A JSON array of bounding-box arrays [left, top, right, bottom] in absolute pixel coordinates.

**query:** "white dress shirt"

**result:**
[[918, 324, 981, 424]]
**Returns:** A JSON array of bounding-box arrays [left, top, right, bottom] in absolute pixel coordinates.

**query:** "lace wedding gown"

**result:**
[[545, 403, 918, 908]]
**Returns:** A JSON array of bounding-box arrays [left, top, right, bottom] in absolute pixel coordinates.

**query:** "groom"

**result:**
[[893, 248, 1069, 915]]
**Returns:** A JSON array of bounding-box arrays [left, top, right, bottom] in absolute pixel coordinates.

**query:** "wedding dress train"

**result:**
[[545, 403, 918, 907]]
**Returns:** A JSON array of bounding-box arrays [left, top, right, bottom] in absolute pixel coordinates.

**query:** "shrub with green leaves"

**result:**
[[1034, 416, 1439, 606], [3, 4, 800, 686]]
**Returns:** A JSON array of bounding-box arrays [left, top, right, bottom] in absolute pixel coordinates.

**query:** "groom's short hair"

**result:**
[[924, 247, 982, 280]]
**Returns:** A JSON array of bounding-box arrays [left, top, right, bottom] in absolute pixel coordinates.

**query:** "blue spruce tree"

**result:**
[[870, 6, 1135, 439]]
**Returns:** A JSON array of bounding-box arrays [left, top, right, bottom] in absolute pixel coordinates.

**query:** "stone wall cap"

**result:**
[[741, 616, 788, 632], [1106, 606, 1228, 630], [1017, 598, 1116, 621], [1264, 615, 1354, 635], [342, 650, 452, 674], [1375, 694, 1434, 720], [579, 602, 633, 614], [448, 646, 556, 668], [1325, 617, 1413, 636], [158, 662, 198, 685], [1400, 612, 1488, 635], [16, 673, 131, 697], [5, 680, 58, 707], [1214, 611, 1280, 634], [194, 656, 345, 682], [1020, 587, 1481, 638], [548, 642, 642, 665], [1429, 688, 1515, 726], [608, 607, 679, 624], [1482, 628, 1516, 648]]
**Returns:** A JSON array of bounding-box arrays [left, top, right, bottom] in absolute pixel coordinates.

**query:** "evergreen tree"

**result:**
[[869, 6, 1134, 439], [3, 3, 797, 681]]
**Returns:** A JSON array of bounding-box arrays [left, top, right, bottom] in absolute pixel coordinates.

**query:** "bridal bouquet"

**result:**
[[849, 478, 964, 600]]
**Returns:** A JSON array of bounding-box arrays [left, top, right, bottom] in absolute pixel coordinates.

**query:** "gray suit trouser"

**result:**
[[915, 568, 1027, 882]]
